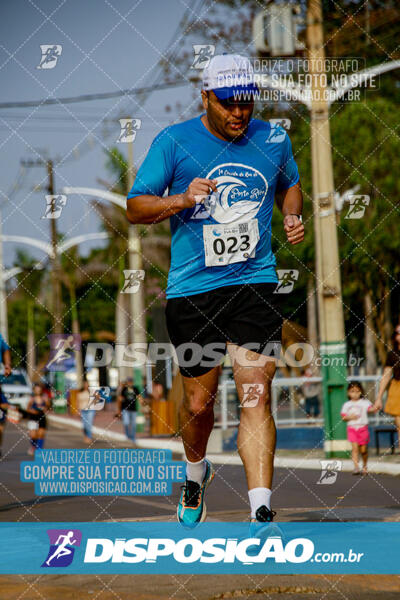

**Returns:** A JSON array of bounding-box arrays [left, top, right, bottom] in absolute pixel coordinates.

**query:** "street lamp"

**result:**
[[0, 201, 9, 340], [1, 232, 109, 398]]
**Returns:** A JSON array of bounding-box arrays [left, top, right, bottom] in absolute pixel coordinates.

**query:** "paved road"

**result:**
[[1, 421, 400, 522], [0, 572, 399, 600], [1, 422, 400, 600]]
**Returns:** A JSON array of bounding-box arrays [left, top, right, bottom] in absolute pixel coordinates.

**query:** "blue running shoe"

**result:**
[[177, 459, 214, 528]]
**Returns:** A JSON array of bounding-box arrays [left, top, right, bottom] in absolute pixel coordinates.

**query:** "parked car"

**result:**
[[0, 369, 32, 410]]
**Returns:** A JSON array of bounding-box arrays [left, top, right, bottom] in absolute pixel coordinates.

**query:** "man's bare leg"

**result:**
[[177, 367, 220, 526], [179, 367, 220, 462], [228, 344, 276, 518]]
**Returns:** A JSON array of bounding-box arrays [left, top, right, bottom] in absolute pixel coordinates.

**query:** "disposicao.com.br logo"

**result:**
[[42, 529, 82, 568], [83, 536, 363, 566], [5, 522, 394, 574]]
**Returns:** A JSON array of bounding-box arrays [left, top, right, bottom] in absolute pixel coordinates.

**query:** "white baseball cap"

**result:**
[[202, 54, 258, 100]]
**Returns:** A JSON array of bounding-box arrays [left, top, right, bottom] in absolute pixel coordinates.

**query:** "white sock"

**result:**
[[248, 487, 272, 518], [186, 458, 206, 485]]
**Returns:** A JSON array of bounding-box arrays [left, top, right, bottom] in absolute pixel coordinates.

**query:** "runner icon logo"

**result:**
[[46, 334, 81, 372], [117, 119, 142, 143], [317, 460, 342, 485], [266, 119, 291, 144], [87, 386, 111, 411], [37, 45, 62, 69], [274, 270, 299, 294], [190, 193, 218, 220], [191, 45, 215, 69], [241, 383, 264, 407], [42, 195, 67, 219], [344, 195, 370, 219], [42, 529, 82, 568], [122, 270, 145, 294]]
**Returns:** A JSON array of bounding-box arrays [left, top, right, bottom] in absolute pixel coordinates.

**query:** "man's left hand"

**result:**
[[283, 215, 304, 245], [3, 365, 11, 377]]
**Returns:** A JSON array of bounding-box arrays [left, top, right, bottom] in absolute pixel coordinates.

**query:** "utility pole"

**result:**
[[46, 160, 63, 334], [0, 204, 8, 340], [45, 159, 66, 406], [127, 131, 146, 389], [21, 158, 66, 405], [307, 0, 348, 458], [21, 158, 63, 334]]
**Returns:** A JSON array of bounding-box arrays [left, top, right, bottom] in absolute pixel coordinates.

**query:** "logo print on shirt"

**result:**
[[192, 163, 268, 224]]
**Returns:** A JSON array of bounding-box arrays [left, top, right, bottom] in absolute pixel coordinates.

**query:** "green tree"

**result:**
[[98, 148, 171, 309], [9, 250, 49, 375], [330, 97, 400, 361]]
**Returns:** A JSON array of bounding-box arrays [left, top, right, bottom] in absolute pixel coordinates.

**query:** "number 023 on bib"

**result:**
[[203, 220, 260, 267]]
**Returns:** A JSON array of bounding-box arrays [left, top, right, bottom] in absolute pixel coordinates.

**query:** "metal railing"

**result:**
[[216, 374, 390, 430]]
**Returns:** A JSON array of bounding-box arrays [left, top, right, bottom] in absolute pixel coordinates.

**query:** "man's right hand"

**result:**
[[181, 178, 218, 209]]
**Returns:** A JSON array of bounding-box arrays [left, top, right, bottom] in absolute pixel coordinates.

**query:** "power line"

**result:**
[[1, 2, 204, 175], [0, 114, 120, 122], [0, 79, 191, 109], [0, 1, 205, 111], [0, 114, 175, 123]]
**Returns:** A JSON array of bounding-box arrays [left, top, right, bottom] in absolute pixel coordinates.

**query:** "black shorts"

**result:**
[[166, 283, 283, 378], [31, 412, 47, 429]]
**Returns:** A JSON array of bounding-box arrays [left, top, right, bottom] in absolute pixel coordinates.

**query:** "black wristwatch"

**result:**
[[288, 213, 302, 222]]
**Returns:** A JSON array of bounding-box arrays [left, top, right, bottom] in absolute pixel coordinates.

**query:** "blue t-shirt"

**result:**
[[0, 334, 10, 355], [0, 388, 7, 422], [128, 116, 299, 298]]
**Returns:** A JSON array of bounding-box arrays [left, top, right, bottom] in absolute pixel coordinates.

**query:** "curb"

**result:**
[[47, 414, 183, 452], [48, 415, 400, 476]]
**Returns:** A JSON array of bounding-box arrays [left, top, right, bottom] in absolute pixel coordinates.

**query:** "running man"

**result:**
[[38, 45, 60, 69], [346, 196, 369, 219], [46, 531, 77, 566], [127, 54, 304, 527], [275, 269, 298, 293], [46, 335, 76, 370], [118, 120, 135, 142], [121, 270, 144, 293]]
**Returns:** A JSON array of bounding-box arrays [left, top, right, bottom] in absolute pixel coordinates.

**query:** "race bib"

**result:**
[[203, 220, 259, 267]]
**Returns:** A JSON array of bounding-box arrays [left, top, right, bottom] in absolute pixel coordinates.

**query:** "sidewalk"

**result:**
[[48, 405, 400, 476]]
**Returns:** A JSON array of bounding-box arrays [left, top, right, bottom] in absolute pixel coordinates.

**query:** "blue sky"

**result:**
[[0, 0, 210, 267]]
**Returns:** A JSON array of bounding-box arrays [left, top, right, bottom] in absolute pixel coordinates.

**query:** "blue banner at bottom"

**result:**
[[0, 522, 399, 574]]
